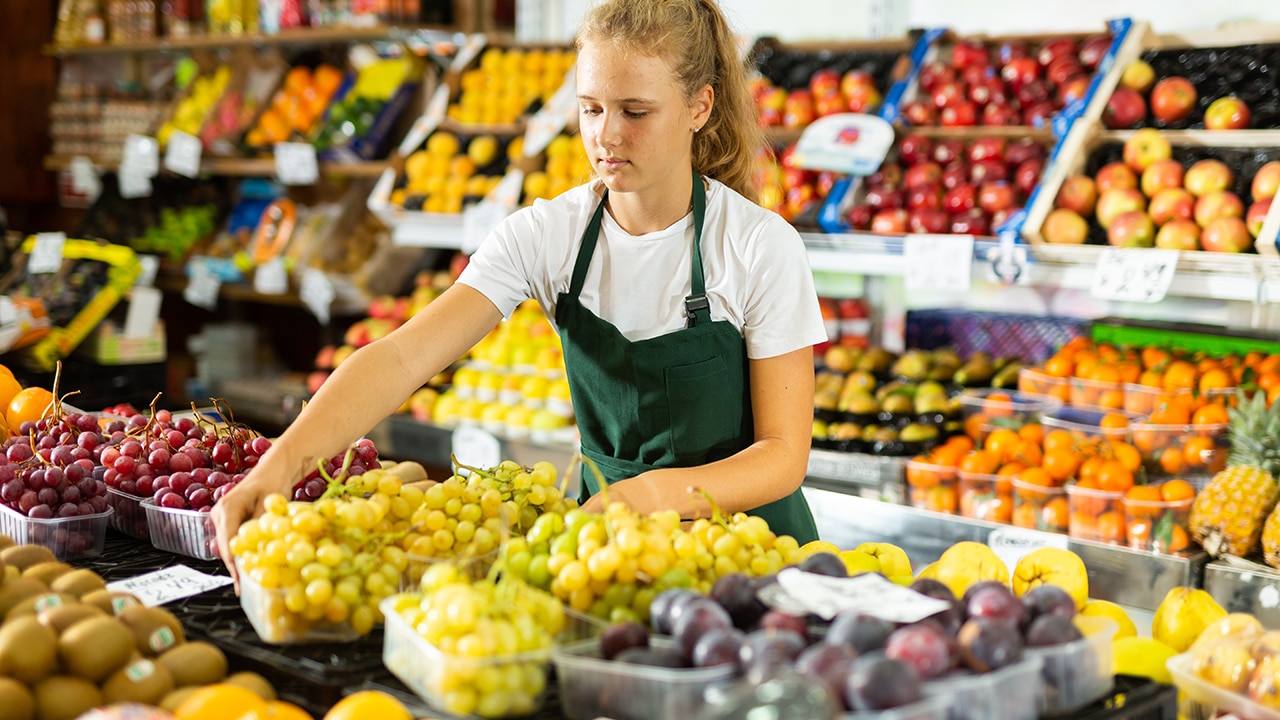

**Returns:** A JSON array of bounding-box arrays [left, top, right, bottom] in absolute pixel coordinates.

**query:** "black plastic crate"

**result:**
[[906, 309, 1088, 364], [1059, 674, 1178, 720]]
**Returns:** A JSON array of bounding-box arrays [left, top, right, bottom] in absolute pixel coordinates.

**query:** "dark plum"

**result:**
[[795, 643, 858, 705], [739, 628, 807, 685], [601, 621, 650, 660], [826, 611, 896, 654], [799, 552, 848, 578], [710, 572, 766, 629], [884, 623, 955, 680], [966, 583, 1026, 629], [650, 588, 698, 634], [962, 580, 1010, 606], [845, 653, 923, 711], [1024, 614, 1083, 647], [957, 617, 1023, 672], [758, 608, 809, 642], [910, 578, 964, 635], [1021, 584, 1077, 623], [674, 601, 733, 661], [691, 626, 745, 669]]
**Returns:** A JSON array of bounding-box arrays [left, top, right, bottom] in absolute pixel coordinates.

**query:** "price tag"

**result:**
[[135, 255, 160, 287], [462, 201, 510, 255], [452, 425, 502, 471], [106, 565, 233, 607], [987, 526, 1070, 572], [124, 285, 163, 339], [121, 134, 160, 177], [767, 569, 952, 622], [183, 261, 221, 311], [1090, 248, 1179, 303], [426, 84, 450, 126], [274, 142, 319, 186], [903, 234, 974, 292], [163, 129, 203, 178], [450, 33, 487, 72], [118, 168, 153, 199], [28, 232, 66, 274], [253, 257, 289, 295], [300, 268, 334, 324], [489, 169, 525, 208], [69, 155, 100, 195], [791, 114, 895, 175]]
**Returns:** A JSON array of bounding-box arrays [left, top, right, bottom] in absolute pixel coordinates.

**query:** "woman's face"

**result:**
[[576, 40, 711, 197]]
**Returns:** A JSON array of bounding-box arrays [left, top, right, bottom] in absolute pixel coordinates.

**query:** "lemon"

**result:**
[[1012, 547, 1089, 610], [1152, 587, 1227, 653], [1079, 599, 1138, 640], [1113, 637, 1176, 684]]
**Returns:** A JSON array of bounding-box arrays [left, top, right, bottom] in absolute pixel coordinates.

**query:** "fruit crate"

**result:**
[[237, 558, 365, 644], [0, 503, 112, 560], [1028, 618, 1117, 715], [1021, 119, 1280, 259]]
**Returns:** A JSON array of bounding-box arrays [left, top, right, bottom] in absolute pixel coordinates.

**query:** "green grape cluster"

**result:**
[[230, 466, 424, 641], [386, 564, 565, 718]]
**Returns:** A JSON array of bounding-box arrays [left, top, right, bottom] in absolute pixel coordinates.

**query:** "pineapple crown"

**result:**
[[1227, 390, 1280, 478]]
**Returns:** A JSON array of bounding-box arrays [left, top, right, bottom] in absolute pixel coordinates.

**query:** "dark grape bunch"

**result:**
[[0, 409, 111, 522], [290, 438, 381, 501]]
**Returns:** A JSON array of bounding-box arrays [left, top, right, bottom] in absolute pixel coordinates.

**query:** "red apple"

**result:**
[[950, 208, 991, 235], [867, 163, 903, 187], [902, 100, 938, 126], [1022, 101, 1058, 128], [1058, 76, 1092, 106], [1252, 161, 1280, 201], [810, 69, 842, 97], [969, 76, 1007, 106], [1096, 188, 1146, 229], [905, 162, 944, 189], [1140, 158, 1184, 197], [1006, 138, 1046, 166], [952, 40, 991, 69], [1015, 79, 1052, 106], [1119, 59, 1156, 93], [1043, 208, 1089, 244], [941, 101, 979, 126], [786, 185, 818, 216], [865, 184, 905, 211], [907, 184, 944, 211], [783, 90, 816, 128], [909, 208, 951, 234], [1205, 96, 1251, 130], [1015, 158, 1044, 196], [1148, 188, 1195, 226], [932, 140, 966, 165], [918, 62, 957, 94], [816, 172, 839, 198], [1184, 159, 1234, 197], [841, 69, 876, 98], [306, 370, 329, 394], [1037, 37, 1079, 67], [1078, 34, 1113, 70], [782, 166, 816, 189], [779, 143, 799, 168], [969, 159, 1009, 185], [941, 162, 970, 190], [815, 88, 847, 117], [1194, 190, 1244, 227], [1001, 57, 1040, 90], [962, 64, 995, 88], [1095, 162, 1138, 193], [997, 41, 1030, 64], [943, 184, 978, 214], [1123, 128, 1172, 172], [758, 107, 783, 126], [899, 135, 934, 166], [1109, 210, 1156, 248], [978, 181, 1016, 214], [846, 203, 874, 230], [1247, 198, 1273, 237], [1045, 56, 1084, 86], [1056, 175, 1098, 215], [1150, 77, 1197, 124], [1155, 219, 1201, 251], [1200, 216, 1253, 252], [992, 207, 1017, 229], [846, 84, 884, 113], [968, 138, 1007, 164], [983, 103, 1023, 126], [759, 86, 787, 112], [933, 81, 967, 109], [871, 208, 909, 234], [314, 344, 337, 370], [1104, 87, 1147, 129]]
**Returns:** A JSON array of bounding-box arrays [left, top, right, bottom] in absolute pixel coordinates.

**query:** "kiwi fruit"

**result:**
[[19, 561, 72, 586], [102, 658, 175, 705], [58, 616, 134, 682], [0, 577, 50, 617], [0, 615, 58, 684], [157, 641, 227, 687], [80, 589, 141, 616], [49, 569, 106, 598], [225, 671, 277, 701], [33, 675, 102, 720], [158, 686, 201, 713], [4, 592, 77, 622], [37, 602, 106, 634], [0, 545, 56, 572], [0, 677, 35, 720], [117, 605, 185, 656]]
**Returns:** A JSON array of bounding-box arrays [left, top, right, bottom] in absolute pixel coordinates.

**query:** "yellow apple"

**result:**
[[932, 542, 1009, 599], [838, 550, 881, 576], [855, 542, 912, 578], [1012, 547, 1089, 610], [1153, 587, 1228, 653]]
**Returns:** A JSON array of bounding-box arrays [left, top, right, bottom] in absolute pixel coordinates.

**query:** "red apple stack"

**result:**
[[754, 142, 844, 221], [753, 64, 884, 129], [1107, 58, 1252, 130]]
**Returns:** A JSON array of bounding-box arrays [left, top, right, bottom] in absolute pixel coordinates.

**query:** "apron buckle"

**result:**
[[684, 294, 710, 328]]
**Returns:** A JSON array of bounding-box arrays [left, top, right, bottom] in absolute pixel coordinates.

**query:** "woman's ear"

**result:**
[[691, 83, 714, 131]]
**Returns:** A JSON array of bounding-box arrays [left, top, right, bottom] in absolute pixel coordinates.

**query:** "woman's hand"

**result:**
[[211, 474, 277, 591]]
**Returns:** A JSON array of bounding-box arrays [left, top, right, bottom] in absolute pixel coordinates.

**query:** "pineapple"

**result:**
[[1190, 392, 1280, 559]]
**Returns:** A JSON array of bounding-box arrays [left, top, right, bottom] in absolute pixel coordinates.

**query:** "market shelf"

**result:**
[[42, 24, 460, 56], [1203, 558, 1280, 628], [799, 487, 1207, 612], [153, 272, 369, 314], [43, 155, 390, 179]]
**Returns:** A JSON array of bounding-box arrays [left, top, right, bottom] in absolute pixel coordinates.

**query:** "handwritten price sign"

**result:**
[[1090, 248, 1179, 303]]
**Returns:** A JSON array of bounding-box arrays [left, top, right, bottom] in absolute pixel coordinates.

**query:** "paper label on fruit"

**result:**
[[790, 114, 894, 175], [253, 257, 288, 295], [121, 134, 160, 177], [164, 130, 203, 178], [29, 232, 66, 274], [452, 426, 502, 470], [274, 142, 319, 185], [106, 565, 233, 607], [903, 234, 973, 292], [771, 568, 952, 622], [1089, 248, 1178, 303], [184, 261, 221, 311], [987, 527, 1068, 570]]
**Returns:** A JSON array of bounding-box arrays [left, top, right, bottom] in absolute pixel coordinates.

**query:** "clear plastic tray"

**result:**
[[1168, 651, 1280, 720], [1130, 420, 1228, 478], [906, 461, 959, 514], [1013, 480, 1068, 534], [841, 695, 950, 720], [957, 471, 1012, 524], [553, 636, 736, 720], [0, 502, 111, 560], [1041, 408, 1132, 444], [1122, 384, 1235, 417], [141, 499, 218, 560], [402, 547, 500, 591], [1069, 376, 1126, 411], [1123, 495, 1194, 554], [1017, 368, 1070, 405], [1026, 618, 1116, 715], [1065, 483, 1126, 544], [923, 654, 1044, 720], [106, 487, 150, 540], [238, 560, 363, 644], [958, 389, 1062, 443]]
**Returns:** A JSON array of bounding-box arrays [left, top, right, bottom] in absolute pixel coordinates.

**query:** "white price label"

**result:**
[[426, 84, 450, 126], [903, 234, 974, 293], [124, 285, 163, 339], [274, 142, 319, 185], [183, 261, 221, 310], [135, 254, 160, 287], [163, 130, 203, 178], [69, 156, 99, 195], [1090, 248, 1179, 303], [300, 268, 334, 325], [29, 233, 66, 274], [121, 134, 160, 177], [489, 169, 525, 207], [106, 565, 232, 607], [450, 33, 487, 72], [253, 257, 289, 295], [452, 426, 502, 471], [461, 201, 510, 255], [987, 526, 1069, 572], [768, 569, 952, 622], [524, 70, 577, 157], [118, 168, 153, 199], [791, 114, 895, 175]]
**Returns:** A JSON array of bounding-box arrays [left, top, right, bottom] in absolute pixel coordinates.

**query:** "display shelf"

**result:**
[[153, 272, 368, 314], [806, 448, 908, 504], [43, 155, 390, 179], [800, 487, 1208, 611], [43, 24, 459, 56], [1203, 559, 1280, 628]]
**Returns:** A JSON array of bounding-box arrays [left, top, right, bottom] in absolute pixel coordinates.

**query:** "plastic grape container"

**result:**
[[141, 499, 218, 560], [238, 561, 364, 644], [1026, 618, 1116, 714], [106, 487, 150, 540], [0, 503, 111, 560]]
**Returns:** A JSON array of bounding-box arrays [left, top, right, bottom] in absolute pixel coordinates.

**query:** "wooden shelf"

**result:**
[[43, 155, 389, 179], [43, 24, 458, 57], [153, 272, 366, 314]]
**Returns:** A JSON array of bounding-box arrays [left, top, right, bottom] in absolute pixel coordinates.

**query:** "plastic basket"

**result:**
[[106, 487, 150, 540], [141, 499, 218, 561], [1167, 651, 1280, 720], [841, 695, 951, 720], [1027, 618, 1116, 715], [0, 502, 111, 560], [237, 559, 365, 645], [906, 460, 959, 514], [923, 654, 1045, 720]]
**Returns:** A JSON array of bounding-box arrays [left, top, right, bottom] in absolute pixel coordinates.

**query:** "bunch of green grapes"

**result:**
[[386, 563, 565, 718], [230, 466, 423, 641]]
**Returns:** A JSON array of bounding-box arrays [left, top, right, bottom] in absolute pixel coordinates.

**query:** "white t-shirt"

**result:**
[[458, 177, 827, 360]]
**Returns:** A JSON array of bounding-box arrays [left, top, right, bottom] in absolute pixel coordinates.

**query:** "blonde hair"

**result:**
[[576, 0, 762, 202]]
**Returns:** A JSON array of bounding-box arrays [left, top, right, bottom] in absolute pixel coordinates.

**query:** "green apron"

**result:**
[[554, 172, 818, 543]]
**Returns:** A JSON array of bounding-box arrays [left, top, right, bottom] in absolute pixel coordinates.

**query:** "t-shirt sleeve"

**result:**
[[455, 205, 541, 318], [741, 213, 828, 360]]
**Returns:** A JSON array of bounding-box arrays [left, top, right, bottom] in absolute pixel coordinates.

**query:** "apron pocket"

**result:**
[[664, 357, 740, 464]]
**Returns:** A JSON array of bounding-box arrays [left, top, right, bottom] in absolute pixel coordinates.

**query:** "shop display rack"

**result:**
[[1202, 558, 1280, 629], [43, 155, 391, 179], [42, 24, 463, 57]]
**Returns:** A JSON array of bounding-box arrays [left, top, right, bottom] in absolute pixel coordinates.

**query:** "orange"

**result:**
[[1270, 384, 1280, 409], [1078, 455, 1106, 484], [0, 363, 12, 379], [1159, 447, 1184, 475], [1149, 398, 1190, 426], [1132, 426, 1158, 455], [1018, 467, 1055, 488], [6, 387, 54, 432], [907, 459, 941, 488], [1260, 353, 1280, 375], [1161, 479, 1196, 503], [1128, 517, 1152, 546], [1099, 388, 1126, 409], [1043, 448, 1081, 482], [985, 428, 1022, 463], [995, 462, 1026, 493], [1096, 343, 1122, 362], [1125, 485, 1163, 503], [1142, 346, 1170, 370], [1100, 412, 1131, 430], [964, 413, 989, 441], [1050, 383, 1071, 403], [926, 484, 958, 513], [1013, 502, 1038, 529], [984, 392, 1015, 418], [1118, 362, 1142, 385], [1043, 496, 1070, 530], [175, 684, 268, 720], [959, 449, 1001, 475], [1199, 368, 1233, 393], [1097, 460, 1134, 493], [323, 691, 413, 720], [1097, 511, 1127, 542], [1017, 422, 1044, 446], [1162, 361, 1197, 393], [0, 374, 22, 418], [944, 435, 975, 454], [931, 444, 965, 468], [1009, 439, 1043, 467], [1045, 354, 1074, 379], [1043, 429, 1076, 454], [1192, 403, 1229, 427], [1138, 369, 1164, 389], [1258, 371, 1280, 393], [1060, 337, 1093, 356], [1167, 525, 1190, 553], [1110, 441, 1142, 473], [1070, 511, 1098, 537], [1183, 436, 1216, 469], [1091, 364, 1122, 384], [265, 702, 314, 720]]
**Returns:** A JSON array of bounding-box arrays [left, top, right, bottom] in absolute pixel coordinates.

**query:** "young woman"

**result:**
[[213, 0, 827, 574]]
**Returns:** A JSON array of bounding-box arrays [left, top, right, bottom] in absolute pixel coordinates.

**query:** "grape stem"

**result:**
[[317, 445, 358, 500], [689, 486, 730, 529]]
